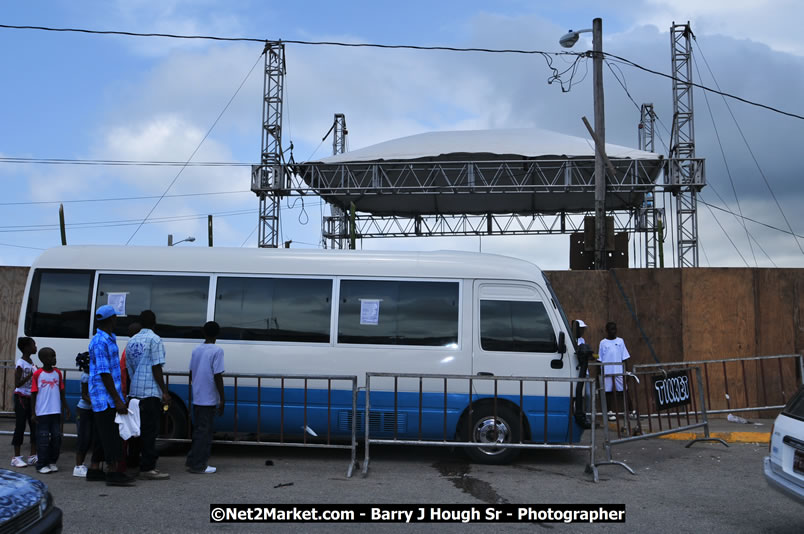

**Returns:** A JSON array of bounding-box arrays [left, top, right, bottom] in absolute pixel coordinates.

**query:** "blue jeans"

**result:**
[[35, 414, 61, 469], [185, 405, 215, 471]]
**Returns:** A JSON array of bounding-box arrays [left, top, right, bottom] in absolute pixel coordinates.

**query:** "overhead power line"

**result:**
[[0, 209, 254, 233], [124, 49, 264, 244], [0, 157, 252, 167], [0, 190, 252, 206], [603, 52, 804, 121], [3, 23, 804, 121], [698, 198, 804, 240]]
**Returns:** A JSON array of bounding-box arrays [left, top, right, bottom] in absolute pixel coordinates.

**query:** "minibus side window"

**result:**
[[479, 300, 557, 353], [214, 277, 332, 343], [96, 274, 208, 339], [337, 280, 459, 346], [26, 269, 94, 338]]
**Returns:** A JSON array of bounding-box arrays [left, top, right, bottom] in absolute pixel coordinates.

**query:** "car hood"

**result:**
[[0, 468, 46, 522]]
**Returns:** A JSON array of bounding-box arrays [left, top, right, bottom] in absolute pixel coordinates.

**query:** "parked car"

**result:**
[[764, 384, 804, 504], [0, 468, 62, 533]]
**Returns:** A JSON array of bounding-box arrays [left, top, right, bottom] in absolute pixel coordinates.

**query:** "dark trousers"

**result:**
[[94, 408, 121, 468], [12, 394, 36, 449], [137, 397, 161, 472], [35, 414, 61, 469], [76, 407, 97, 456], [186, 405, 215, 471]]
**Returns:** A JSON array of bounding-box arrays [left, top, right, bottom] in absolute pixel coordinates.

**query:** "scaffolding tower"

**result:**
[[327, 113, 348, 249], [637, 103, 662, 268], [251, 42, 287, 248], [668, 22, 705, 267]]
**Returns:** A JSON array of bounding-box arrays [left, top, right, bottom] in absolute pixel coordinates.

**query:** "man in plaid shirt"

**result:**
[[125, 310, 171, 480], [88, 305, 135, 486]]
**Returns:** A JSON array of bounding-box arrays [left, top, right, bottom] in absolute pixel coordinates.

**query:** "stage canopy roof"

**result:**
[[295, 128, 664, 215]]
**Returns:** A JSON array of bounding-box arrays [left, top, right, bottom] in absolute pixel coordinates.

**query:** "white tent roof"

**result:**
[[315, 128, 662, 163]]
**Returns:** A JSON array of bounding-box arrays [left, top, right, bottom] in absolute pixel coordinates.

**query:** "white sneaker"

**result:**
[[73, 465, 88, 477], [607, 411, 617, 421], [27, 455, 38, 466], [203, 466, 216, 474], [38, 466, 52, 474], [11, 456, 27, 468], [47, 464, 58, 472]]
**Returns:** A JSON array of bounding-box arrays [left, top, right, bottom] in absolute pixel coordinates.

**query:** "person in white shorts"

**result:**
[[598, 322, 633, 421]]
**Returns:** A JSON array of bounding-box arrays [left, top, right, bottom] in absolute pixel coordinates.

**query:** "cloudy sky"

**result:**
[[1, 0, 802, 269]]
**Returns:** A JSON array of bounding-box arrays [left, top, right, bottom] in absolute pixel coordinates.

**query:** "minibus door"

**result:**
[[471, 281, 573, 441]]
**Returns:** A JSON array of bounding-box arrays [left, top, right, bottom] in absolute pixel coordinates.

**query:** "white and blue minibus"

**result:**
[[18, 246, 583, 463]]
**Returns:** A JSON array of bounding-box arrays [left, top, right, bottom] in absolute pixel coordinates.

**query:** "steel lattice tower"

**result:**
[[638, 103, 661, 268], [670, 23, 701, 267], [251, 42, 286, 248], [327, 113, 348, 249]]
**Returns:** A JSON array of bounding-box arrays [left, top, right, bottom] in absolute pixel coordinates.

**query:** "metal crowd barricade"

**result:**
[[635, 354, 803, 417], [0, 367, 359, 478], [595, 365, 728, 476], [161, 371, 360, 478], [362, 372, 600, 482]]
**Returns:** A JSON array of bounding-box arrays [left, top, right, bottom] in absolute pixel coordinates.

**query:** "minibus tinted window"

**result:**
[[96, 274, 208, 338], [26, 269, 93, 338], [338, 280, 459, 346], [480, 300, 557, 353], [215, 277, 332, 343]]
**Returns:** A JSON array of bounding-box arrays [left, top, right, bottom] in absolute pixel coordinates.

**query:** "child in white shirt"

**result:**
[[31, 347, 70, 474]]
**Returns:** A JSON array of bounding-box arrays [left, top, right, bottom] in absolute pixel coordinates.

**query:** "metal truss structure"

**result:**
[[639, 103, 656, 153], [322, 211, 638, 240], [637, 102, 662, 268], [293, 157, 662, 215], [326, 114, 348, 249], [669, 23, 705, 267], [251, 42, 287, 248]]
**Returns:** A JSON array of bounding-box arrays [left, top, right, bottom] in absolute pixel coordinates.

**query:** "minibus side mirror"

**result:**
[[551, 332, 566, 369]]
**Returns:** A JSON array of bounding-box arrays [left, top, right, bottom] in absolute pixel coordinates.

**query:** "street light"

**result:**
[[560, 18, 606, 270], [168, 235, 196, 246]]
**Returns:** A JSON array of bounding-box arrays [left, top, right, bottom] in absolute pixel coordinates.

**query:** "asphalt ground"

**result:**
[[2, 415, 801, 534]]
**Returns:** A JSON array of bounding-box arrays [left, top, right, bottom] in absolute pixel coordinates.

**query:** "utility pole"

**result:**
[[592, 17, 606, 270], [59, 204, 67, 246]]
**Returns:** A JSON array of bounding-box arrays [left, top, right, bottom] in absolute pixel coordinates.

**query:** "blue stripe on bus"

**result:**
[[64, 381, 584, 444]]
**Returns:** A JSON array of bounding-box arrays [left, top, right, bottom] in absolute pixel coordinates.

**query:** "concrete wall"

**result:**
[[2, 266, 802, 413]]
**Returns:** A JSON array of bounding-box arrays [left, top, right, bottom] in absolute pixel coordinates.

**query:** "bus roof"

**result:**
[[31, 246, 545, 281]]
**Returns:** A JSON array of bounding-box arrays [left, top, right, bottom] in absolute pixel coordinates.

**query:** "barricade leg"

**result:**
[[684, 368, 728, 449], [584, 379, 600, 483], [362, 378, 371, 478], [347, 381, 359, 478], [594, 374, 636, 476]]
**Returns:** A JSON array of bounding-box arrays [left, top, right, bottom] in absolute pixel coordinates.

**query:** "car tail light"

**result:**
[[769, 422, 775, 453]]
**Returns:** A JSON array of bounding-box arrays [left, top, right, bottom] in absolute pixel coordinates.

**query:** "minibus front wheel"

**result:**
[[463, 404, 522, 465]]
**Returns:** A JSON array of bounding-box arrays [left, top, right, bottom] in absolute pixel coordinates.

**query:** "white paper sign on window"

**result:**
[[359, 299, 381, 325], [107, 292, 128, 317]]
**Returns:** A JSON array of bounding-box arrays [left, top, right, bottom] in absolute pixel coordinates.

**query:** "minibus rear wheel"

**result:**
[[157, 394, 189, 454], [463, 405, 521, 465]]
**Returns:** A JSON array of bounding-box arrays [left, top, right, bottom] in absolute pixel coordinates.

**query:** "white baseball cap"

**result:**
[[576, 319, 587, 328]]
